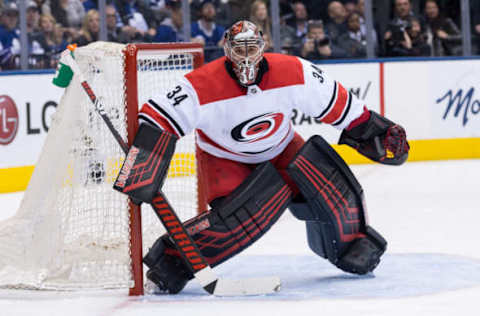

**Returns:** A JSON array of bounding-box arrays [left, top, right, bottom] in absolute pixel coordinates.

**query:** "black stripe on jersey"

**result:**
[[140, 111, 182, 137], [241, 146, 273, 155], [333, 91, 352, 126], [138, 113, 162, 129], [315, 80, 337, 120], [148, 99, 185, 137]]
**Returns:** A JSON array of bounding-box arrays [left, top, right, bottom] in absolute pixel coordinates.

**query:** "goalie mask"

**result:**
[[224, 21, 265, 86]]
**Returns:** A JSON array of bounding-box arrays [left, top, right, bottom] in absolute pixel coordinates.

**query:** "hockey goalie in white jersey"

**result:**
[[114, 21, 410, 294]]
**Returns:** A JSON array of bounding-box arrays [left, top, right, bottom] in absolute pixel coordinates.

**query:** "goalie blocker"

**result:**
[[113, 123, 177, 203], [144, 162, 292, 294], [287, 135, 387, 275]]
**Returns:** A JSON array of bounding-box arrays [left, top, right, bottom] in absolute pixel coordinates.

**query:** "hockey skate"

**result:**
[[143, 237, 193, 294]]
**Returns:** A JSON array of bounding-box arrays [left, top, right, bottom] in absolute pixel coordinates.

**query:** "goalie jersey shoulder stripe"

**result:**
[[332, 91, 353, 127], [316, 80, 337, 120], [139, 99, 185, 137], [317, 81, 351, 124]]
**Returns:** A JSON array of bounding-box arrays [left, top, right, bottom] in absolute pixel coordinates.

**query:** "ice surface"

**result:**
[[1, 160, 479, 316]]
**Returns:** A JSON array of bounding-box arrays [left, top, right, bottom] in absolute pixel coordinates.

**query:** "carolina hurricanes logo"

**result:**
[[231, 112, 284, 143]]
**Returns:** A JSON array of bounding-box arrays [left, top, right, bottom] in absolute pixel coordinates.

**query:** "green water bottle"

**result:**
[[52, 60, 74, 88]]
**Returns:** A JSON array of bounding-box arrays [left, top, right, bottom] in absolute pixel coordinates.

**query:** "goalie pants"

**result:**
[[196, 132, 305, 206]]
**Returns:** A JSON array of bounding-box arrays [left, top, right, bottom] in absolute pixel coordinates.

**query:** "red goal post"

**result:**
[[124, 43, 206, 295]]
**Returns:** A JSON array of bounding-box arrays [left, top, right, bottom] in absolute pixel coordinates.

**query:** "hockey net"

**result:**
[[0, 42, 205, 295]]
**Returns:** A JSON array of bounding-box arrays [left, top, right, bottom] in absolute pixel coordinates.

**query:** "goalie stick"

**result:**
[[61, 47, 281, 296]]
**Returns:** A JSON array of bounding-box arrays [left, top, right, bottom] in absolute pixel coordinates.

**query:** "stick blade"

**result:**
[[211, 276, 281, 296]]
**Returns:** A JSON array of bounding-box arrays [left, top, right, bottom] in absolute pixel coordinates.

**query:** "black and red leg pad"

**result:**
[[287, 135, 387, 274], [144, 161, 293, 272], [113, 123, 177, 203]]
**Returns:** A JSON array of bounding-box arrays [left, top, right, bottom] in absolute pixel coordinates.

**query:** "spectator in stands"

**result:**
[[278, 22, 298, 55], [406, 17, 432, 56], [213, 0, 232, 28], [428, 1, 459, 23], [354, 0, 378, 54], [250, 0, 272, 51], [296, 19, 346, 60], [191, 0, 232, 28], [149, 0, 169, 25], [27, 1, 41, 33], [32, 0, 50, 15], [106, 4, 132, 43], [149, 0, 166, 12], [273, 3, 300, 55], [0, 2, 20, 69], [67, 0, 86, 28], [325, 1, 348, 44], [191, 0, 225, 62], [386, 16, 431, 56], [356, 0, 376, 41], [0, 1, 51, 69], [355, 1, 364, 19], [344, 0, 357, 15], [82, 0, 98, 12], [424, 0, 461, 56], [384, 0, 425, 55], [106, 4, 121, 42], [39, 13, 68, 67], [153, 0, 186, 42], [26, 1, 51, 69], [279, 0, 293, 19], [229, 0, 254, 23], [286, 1, 309, 42], [50, 0, 69, 27], [337, 12, 367, 58], [472, 0, 480, 54], [75, 9, 99, 46], [49, 0, 86, 29], [300, 0, 331, 23], [113, 0, 158, 42]]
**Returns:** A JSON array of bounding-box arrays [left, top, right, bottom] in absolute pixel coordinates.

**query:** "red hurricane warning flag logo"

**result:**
[[0, 95, 19, 145], [231, 112, 284, 143]]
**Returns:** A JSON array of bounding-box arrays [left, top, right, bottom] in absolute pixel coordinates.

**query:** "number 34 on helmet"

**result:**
[[224, 20, 266, 86]]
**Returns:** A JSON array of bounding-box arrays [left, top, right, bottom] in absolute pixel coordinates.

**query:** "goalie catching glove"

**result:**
[[113, 123, 177, 203], [339, 110, 409, 165]]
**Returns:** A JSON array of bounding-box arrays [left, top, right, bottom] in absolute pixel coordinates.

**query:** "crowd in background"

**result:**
[[0, 0, 479, 70]]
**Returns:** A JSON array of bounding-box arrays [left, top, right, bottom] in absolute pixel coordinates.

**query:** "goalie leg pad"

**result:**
[[197, 162, 292, 266], [144, 162, 292, 293], [287, 135, 387, 274], [113, 124, 177, 203]]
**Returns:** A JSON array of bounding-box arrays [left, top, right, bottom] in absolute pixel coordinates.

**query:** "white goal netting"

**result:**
[[0, 42, 201, 291]]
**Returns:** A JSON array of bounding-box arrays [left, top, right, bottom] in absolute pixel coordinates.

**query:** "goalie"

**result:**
[[114, 21, 409, 294]]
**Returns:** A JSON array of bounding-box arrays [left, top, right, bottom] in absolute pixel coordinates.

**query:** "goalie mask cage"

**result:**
[[0, 42, 205, 296]]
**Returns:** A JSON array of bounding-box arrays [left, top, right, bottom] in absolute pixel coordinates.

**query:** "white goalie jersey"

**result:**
[[138, 53, 365, 164]]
